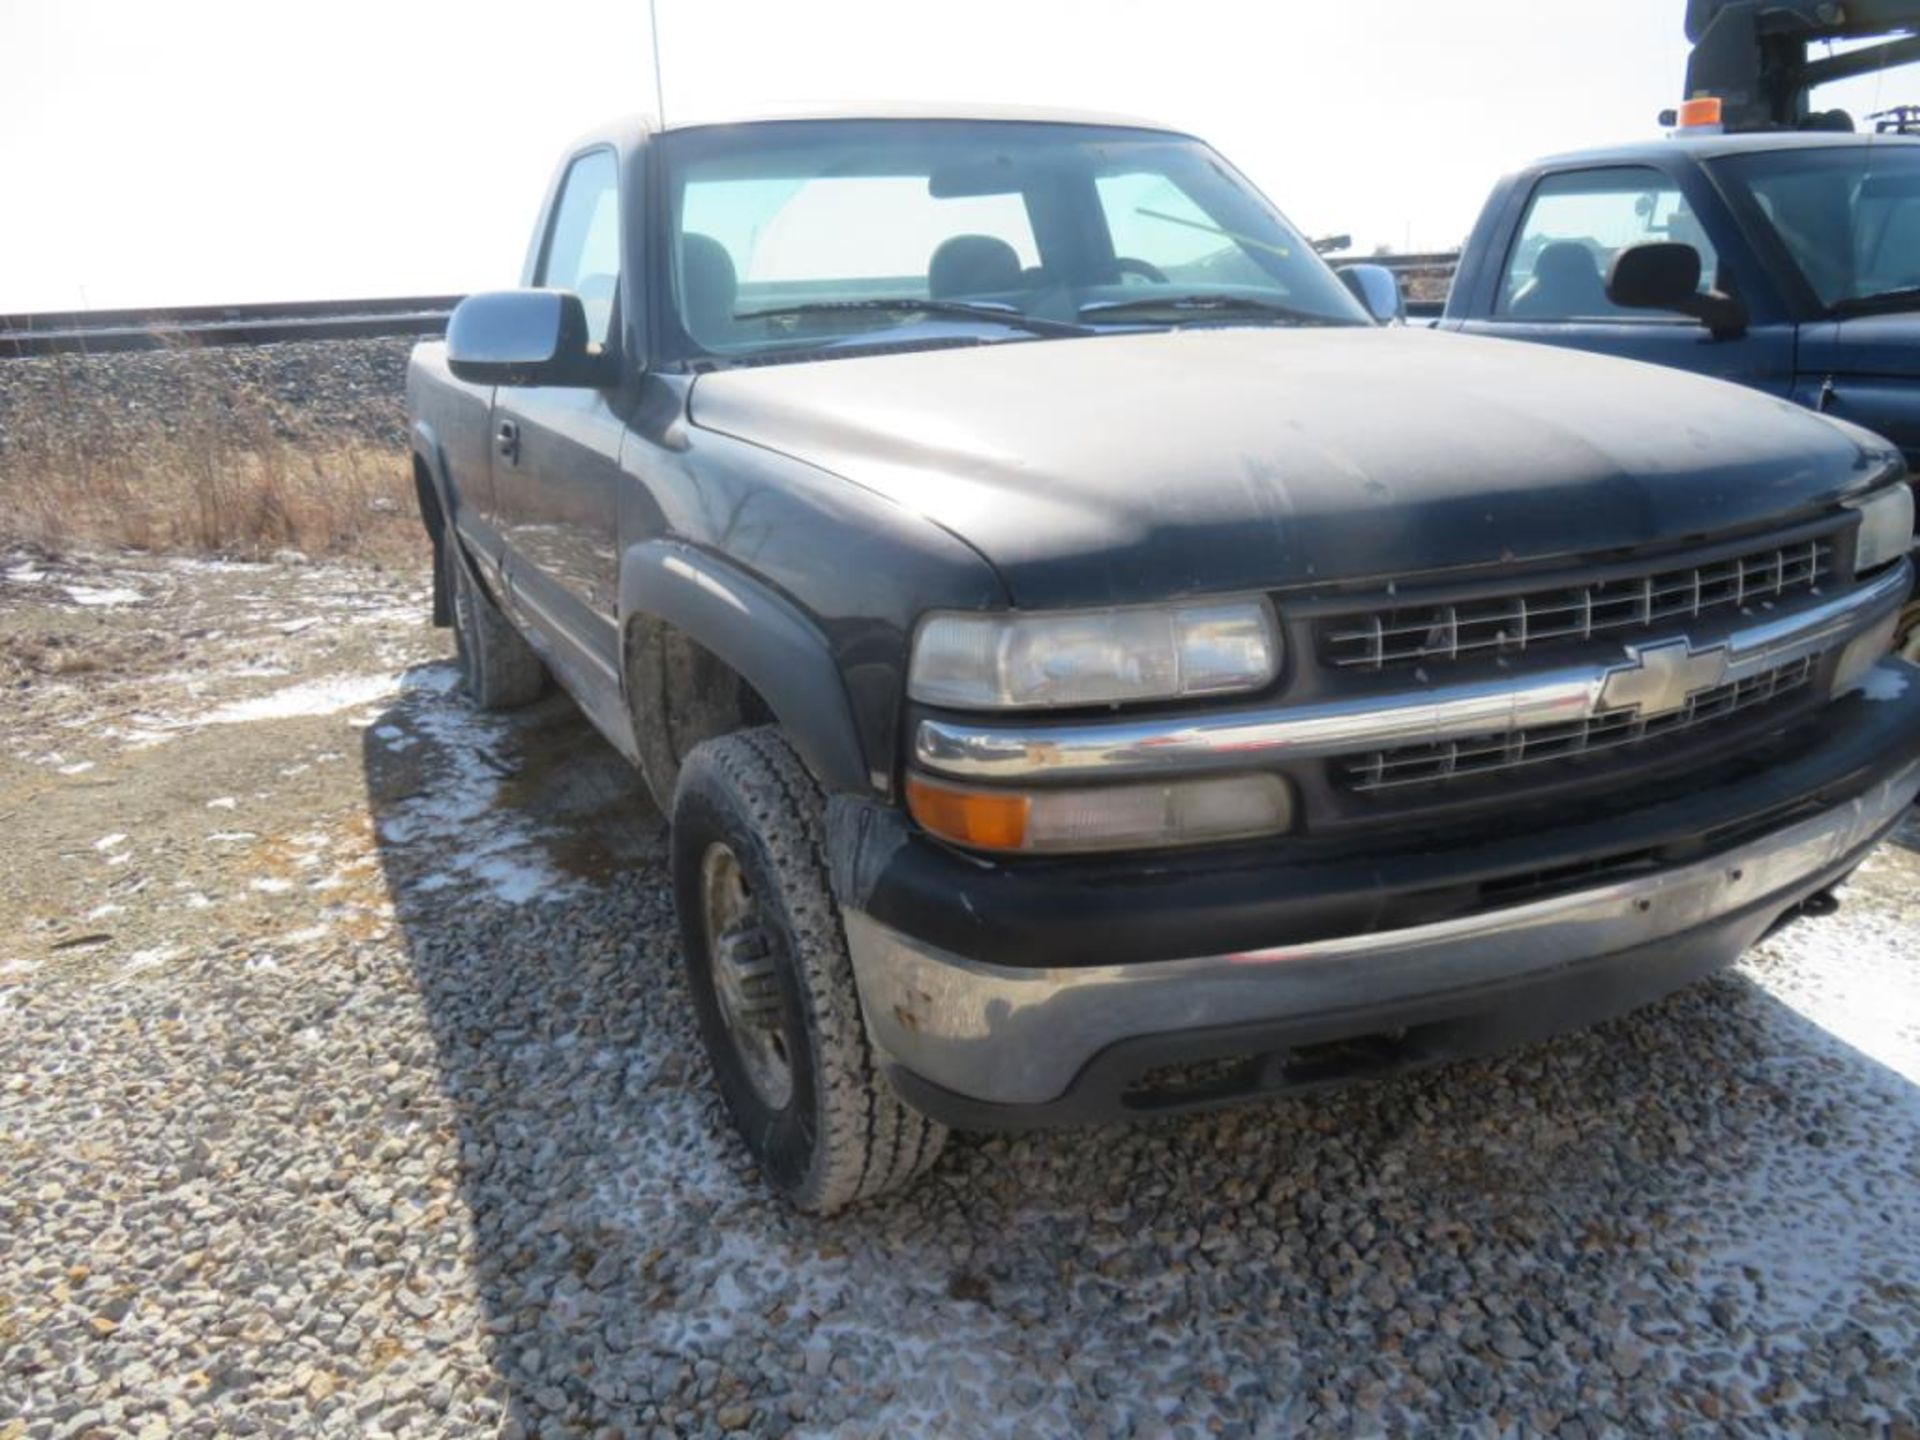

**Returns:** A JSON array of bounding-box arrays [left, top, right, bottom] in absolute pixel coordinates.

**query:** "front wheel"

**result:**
[[671, 728, 946, 1212]]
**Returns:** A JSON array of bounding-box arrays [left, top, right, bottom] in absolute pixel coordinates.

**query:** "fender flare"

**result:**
[[619, 540, 871, 796], [410, 420, 460, 627]]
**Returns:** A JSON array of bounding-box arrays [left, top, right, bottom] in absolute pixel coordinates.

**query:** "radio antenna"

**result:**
[[649, 0, 668, 128]]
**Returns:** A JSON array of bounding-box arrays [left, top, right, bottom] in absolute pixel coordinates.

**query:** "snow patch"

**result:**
[[119, 945, 180, 978], [376, 665, 572, 907], [193, 674, 399, 726], [64, 584, 141, 607], [1691, 896, 1920, 1338], [164, 556, 269, 574], [117, 727, 177, 750]]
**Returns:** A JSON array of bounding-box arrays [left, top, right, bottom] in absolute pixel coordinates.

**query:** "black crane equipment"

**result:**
[[1681, 0, 1920, 131]]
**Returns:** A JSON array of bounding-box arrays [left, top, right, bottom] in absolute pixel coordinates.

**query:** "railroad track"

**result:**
[[0, 254, 1465, 357], [0, 295, 462, 357]]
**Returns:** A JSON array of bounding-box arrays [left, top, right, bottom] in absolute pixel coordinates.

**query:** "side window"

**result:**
[[1498, 167, 1720, 321], [539, 150, 621, 343]]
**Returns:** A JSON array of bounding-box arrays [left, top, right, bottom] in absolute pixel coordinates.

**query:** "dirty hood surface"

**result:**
[[689, 327, 1891, 607]]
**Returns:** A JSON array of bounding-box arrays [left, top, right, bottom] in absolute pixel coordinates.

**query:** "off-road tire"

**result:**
[[671, 727, 946, 1212], [449, 540, 545, 710]]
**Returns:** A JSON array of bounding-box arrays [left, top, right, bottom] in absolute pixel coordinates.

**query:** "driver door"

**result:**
[[1457, 164, 1796, 396], [490, 147, 628, 692]]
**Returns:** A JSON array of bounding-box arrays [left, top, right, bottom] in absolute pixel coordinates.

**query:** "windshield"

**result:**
[[661, 119, 1369, 363], [1714, 145, 1920, 312]]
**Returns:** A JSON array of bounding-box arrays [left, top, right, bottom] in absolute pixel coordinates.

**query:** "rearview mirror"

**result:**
[[926, 158, 1027, 198], [1606, 242, 1748, 340], [1338, 264, 1406, 325], [446, 289, 611, 387]]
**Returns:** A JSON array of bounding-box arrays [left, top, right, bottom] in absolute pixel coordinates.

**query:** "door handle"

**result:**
[[496, 419, 521, 463]]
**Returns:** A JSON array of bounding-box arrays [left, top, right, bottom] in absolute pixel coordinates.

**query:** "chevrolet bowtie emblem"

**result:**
[[1599, 639, 1731, 718]]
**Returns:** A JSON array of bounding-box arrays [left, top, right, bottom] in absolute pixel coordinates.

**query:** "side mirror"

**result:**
[[1338, 264, 1406, 325], [1606, 242, 1748, 340], [446, 289, 611, 386]]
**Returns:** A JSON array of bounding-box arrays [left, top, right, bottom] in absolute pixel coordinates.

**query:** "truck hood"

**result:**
[[688, 327, 1893, 608]]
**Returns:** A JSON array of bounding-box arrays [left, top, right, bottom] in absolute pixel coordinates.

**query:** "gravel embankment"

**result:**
[[2, 552, 1919, 1438], [0, 337, 415, 457]]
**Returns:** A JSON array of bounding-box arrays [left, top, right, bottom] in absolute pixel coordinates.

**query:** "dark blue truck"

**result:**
[[1429, 0, 1920, 652], [1437, 130, 1920, 472]]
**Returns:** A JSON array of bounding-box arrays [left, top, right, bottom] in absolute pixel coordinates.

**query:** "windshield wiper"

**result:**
[[1832, 286, 1920, 317], [733, 298, 1088, 337], [1077, 293, 1345, 327]]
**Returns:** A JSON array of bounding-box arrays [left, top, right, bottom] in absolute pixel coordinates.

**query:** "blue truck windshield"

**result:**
[[661, 119, 1368, 360], [1715, 145, 1920, 313]]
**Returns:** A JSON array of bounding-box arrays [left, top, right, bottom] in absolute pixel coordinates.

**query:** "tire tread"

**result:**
[[451, 543, 544, 710], [686, 727, 945, 1212]]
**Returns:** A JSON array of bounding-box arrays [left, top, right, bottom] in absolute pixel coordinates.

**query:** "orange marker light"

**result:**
[[1678, 96, 1724, 129], [906, 777, 1031, 852]]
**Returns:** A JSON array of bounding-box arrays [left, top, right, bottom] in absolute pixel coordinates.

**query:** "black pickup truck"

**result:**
[[408, 105, 1920, 1212]]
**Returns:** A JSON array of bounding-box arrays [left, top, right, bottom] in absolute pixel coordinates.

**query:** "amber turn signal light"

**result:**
[[906, 777, 1032, 852]]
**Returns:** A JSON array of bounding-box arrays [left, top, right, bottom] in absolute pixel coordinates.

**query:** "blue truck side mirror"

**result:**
[[446, 289, 613, 387]]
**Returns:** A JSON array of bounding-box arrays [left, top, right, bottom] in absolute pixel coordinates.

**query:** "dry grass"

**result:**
[[0, 342, 424, 563], [3, 439, 421, 562]]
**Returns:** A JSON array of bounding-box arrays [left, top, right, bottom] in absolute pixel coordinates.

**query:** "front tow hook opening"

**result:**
[[1762, 887, 1842, 941]]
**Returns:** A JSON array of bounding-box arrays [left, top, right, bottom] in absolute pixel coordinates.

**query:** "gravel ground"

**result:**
[[2, 551, 1919, 1439], [0, 338, 414, 458]]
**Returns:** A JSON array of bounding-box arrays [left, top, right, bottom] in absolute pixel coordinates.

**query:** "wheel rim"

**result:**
[[700, 842, 793, 1110]]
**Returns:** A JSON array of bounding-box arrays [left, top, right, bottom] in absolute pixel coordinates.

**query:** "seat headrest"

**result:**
[[681, 233, 738, 345], [929, 235, 1023, 299], [1533, 242, 1603, 286]]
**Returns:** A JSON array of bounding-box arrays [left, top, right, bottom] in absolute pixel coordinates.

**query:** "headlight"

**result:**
[[1850, 483, 1915, 574], [909, 599, 1279, 709]]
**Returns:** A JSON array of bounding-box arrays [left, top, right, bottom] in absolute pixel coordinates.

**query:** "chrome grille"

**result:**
[[1337, 656, 1815, 795], [1324, 538, 1834, 672]]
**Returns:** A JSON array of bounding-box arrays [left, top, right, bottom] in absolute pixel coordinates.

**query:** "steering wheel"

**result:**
[[1114, 257, 1170, 286]]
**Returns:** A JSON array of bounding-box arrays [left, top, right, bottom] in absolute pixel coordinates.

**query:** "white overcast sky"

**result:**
[[0, 0, 1906, 312]]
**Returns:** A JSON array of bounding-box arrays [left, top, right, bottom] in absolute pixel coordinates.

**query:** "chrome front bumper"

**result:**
[[846, 743, 1920, 1110]]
